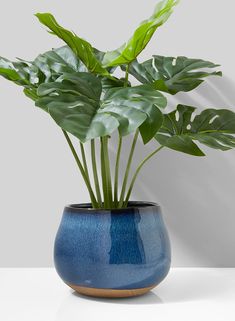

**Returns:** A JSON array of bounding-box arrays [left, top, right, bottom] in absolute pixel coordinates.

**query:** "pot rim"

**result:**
[[65, 201, 160, 213]]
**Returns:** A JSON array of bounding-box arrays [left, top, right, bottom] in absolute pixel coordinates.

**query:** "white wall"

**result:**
[[0, 0, 235, 267]]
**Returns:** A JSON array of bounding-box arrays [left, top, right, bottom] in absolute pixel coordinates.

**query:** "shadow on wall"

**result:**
[[109, 76, 235, 267]]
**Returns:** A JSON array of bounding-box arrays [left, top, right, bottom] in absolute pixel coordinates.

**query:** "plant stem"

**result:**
[[80, 141, 96, 205], [115, 63, 130, 208], [62, 130, 98, 208], [100, 137, 108, 208], [114, 134, 123, 206], [102, 136, 113, 208], [80, 142, 89, 178], [123, 146, 164, 207], [91, 139, 102, 207], [118, 130, 139, 208]]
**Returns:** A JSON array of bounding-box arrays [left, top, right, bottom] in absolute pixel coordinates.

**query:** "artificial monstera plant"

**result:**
[[1, 0, 235, 209]]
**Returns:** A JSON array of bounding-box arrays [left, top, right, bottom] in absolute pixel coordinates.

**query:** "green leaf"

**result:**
[[0, 58, 22, 82], [35, 13, 111, 77], [103, 85, 167, 143], [1, 48, 84, 102], [127, 56, 222, 94], [103, 0, 178, 67], [100, 77, 128, 91], [23, 88, 38, 101], [0, 45, 123, 110], [0, 57, 35, 86], [36, 72, 166, 142], [33, 46, 87, 83], [155, 105, 235, 156], [36, 72, 119, 141], [0, 47, 82, 89]]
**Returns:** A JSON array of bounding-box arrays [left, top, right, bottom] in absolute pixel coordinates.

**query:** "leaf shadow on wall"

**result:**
[[109, 76, 235, 267]]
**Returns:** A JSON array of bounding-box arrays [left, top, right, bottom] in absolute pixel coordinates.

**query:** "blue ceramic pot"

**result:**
[[54, 201, 171, 298]]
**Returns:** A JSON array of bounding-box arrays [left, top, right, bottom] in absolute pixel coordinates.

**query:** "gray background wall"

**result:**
[[0, 0, 235, 267]]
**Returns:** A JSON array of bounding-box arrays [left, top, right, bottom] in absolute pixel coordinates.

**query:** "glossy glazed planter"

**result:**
[[54, 201, 171, 298]]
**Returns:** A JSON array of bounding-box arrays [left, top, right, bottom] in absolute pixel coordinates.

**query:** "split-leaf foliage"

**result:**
[[1, 0, 235, 209]]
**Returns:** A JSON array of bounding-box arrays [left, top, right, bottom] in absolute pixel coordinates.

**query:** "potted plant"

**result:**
[[1, 0, 235, 298]]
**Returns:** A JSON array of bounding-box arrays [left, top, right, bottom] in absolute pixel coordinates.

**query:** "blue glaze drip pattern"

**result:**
[[54, 202, 171, 290]]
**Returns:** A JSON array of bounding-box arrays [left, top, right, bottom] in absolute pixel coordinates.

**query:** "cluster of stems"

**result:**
[[63, 129, 163, 209], [62, 65, 163, 209]]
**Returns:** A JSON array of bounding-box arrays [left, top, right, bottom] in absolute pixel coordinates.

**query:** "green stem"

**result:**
[[118, 130, 139, 208], [123, 146, 164, 207], [100, 137, 108, 208], [80, 142, 90, 180], [80, 141, 96, 205], [91, 139, 102, 207], [62, 130, 98, 208], [114, 134, 123, 206], [102, 136, 113, 208]]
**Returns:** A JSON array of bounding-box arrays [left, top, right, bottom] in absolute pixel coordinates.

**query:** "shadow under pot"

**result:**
[[54, 201, 171, 298]]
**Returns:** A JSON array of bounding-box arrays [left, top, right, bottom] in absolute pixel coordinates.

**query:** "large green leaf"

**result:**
[[103, 0, 178, 67], [0, 58, 22, 82], [33, 46, 87, 82], [127, 56, 222, 94], [0, 46, 122, 103], [0, 57, 36, 86], [155, 105, 235, 156], [36, 72, 166, 142], [36, 72, 119, 141], [103, 85, 167, 143], [0, 47, 81, 88], [35, 13, 111, 78]]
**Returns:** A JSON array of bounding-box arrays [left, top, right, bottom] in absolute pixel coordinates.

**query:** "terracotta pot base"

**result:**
[[68, 283, 156, 298]]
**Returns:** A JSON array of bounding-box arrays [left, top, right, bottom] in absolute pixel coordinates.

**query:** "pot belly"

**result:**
[[54, 203, 171, 297]]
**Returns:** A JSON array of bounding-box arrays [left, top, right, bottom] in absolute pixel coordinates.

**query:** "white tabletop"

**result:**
[[0, 268, 234, 321]]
